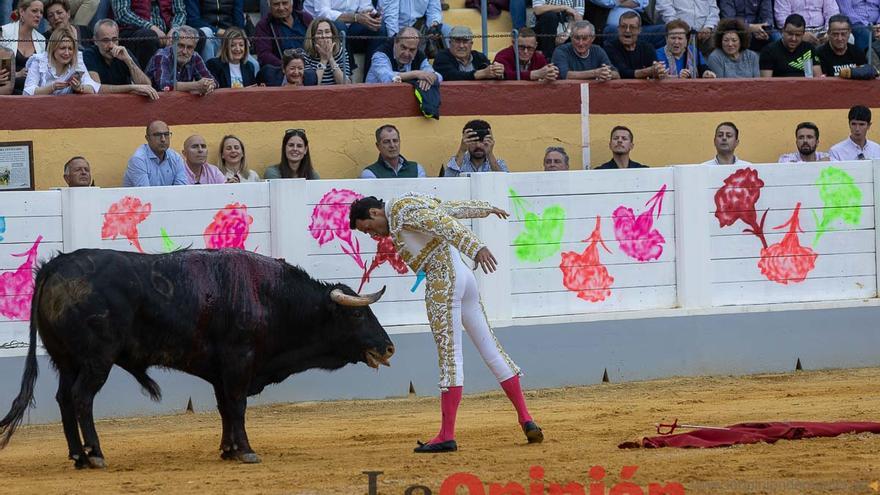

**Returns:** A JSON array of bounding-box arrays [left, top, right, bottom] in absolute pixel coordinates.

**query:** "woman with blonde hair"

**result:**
[[1, 0, 46, 82], [219, 135, 261, 183], [302, 18, 351, 85], [207, 27, 258, 89], [24, 26, 99, 94]]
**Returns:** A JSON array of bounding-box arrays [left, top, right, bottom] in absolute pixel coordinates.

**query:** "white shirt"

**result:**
[[701, 156, 753, 166], [829, 137, 880, 161], [778, 151, 831, 163], [229, 63, 243, 88], [304, 0, 373, 21], [23, 51, 100, 95]]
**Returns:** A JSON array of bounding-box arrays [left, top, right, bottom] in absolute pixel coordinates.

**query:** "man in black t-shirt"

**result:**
[[759, 14, 823, 77], [595, 126, 649, 169], [84, 19, 159, 99], [604, 12, 667, 80], [815, 15, 868, 77]]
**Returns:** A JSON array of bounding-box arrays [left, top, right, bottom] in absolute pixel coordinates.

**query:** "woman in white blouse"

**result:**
[[23, 26, 99, 95], [218, 135, 262, 183], [0, 0, 46, 81]]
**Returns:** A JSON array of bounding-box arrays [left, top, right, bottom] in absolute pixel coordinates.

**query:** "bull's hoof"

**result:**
[[220, 449, 261, 463], [238, 452, 261, 464], [71, 454, 89, 470], [86, 456, 107, 469]]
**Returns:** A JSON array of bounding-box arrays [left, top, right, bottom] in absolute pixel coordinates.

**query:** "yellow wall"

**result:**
[[0, 114, 582, 190], [590, 109, 856, 167]]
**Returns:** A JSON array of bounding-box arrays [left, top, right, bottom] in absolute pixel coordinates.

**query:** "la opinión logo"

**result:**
[[364, 466, 685, 494]]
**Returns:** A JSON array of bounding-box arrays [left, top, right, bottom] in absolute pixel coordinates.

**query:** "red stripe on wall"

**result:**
[[0, 82, 583, 130], [589, 78, 880, 114]]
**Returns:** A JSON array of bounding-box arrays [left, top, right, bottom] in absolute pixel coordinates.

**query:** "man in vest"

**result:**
[[111, 0, 187, 69], [360, 124, 427, 178], [365, 25, 441, 91]]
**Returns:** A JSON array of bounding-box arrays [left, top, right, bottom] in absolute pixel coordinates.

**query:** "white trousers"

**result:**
[[424, 245, 520, 389]]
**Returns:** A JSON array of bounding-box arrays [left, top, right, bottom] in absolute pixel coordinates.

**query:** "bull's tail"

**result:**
[[0, 302, 39, 448]]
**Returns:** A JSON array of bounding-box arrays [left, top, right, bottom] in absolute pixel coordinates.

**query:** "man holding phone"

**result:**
[[443, 119, 509, 177]]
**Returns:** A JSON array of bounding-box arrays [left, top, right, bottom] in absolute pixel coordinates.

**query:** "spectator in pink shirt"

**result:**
[[493, 28, 559, 81], [182, 135, 226, 184], [773, 0, 839, 44]]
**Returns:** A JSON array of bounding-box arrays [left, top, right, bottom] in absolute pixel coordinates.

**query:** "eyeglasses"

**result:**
[[97, 37, 119, 43], [150, 132, 172, 138], [517, 44, 537, 51]]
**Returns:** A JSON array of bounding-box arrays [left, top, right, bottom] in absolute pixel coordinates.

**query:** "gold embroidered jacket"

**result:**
[[386, 193, 496, 272]]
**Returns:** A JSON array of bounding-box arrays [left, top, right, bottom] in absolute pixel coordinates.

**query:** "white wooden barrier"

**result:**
[[0, 161, 877, 356]]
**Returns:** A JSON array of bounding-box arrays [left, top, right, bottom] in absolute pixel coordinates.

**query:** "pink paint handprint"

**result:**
[[309, 188, 365, 268], [560, 216, 614, 302], [102, 196, 152, 252], [204, 203, 253, 249], [0, 236, 42, 320], [613, 184, 667, 262]]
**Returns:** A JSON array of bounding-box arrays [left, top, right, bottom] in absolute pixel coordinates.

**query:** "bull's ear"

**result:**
[[330, 286, 386, 306]]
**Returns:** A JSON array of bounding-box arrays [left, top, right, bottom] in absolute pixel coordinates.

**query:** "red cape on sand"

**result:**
[[619, 421, 880, 449]]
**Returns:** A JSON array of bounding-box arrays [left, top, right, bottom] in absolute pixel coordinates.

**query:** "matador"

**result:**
[[350, 193, 543, 453]]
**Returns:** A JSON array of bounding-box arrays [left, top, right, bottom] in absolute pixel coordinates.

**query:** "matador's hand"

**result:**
[[490, 207, 509, 219], [475, 246, 498, 273]]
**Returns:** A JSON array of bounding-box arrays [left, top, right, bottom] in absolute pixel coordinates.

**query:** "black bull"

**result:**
[[0, 248, 394, 468]]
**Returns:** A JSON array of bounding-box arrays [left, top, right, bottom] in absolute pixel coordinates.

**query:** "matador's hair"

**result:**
[[349, 196, 385, 229]]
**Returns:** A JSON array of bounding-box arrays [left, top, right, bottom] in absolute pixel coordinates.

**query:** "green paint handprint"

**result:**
[[510, 188, 566, 262], [813, 166, 862, 245]]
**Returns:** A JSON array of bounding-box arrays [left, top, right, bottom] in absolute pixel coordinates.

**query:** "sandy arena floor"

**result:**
[[0, 367, 878, 495]]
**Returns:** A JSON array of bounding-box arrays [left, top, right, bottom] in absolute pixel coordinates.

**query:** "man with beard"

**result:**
[[596, 126, 648, 169], [603, 12, 667, 80], [145, 25, 216, 93], [759, 13, 823, 77], [349, 194, 543, 453], [443, 120, 509, 177], [702, 121, 752, 166], [830, 105, 880, 160], [778, 122, 830, 163]]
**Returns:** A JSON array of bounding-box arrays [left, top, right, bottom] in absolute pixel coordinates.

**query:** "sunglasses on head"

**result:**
[[286, 128, 306, 136], [282, 48, 305, 57]]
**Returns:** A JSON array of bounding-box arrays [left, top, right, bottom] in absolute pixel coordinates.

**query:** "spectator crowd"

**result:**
[[3, 0, 880, 97], [59, 104, 879, 188]]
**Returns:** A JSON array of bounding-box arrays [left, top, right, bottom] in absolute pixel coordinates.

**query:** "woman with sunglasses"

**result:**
[[264, 129, 320, 179]]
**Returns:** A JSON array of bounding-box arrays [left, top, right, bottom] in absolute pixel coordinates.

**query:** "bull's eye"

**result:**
[[351, 309, 364, 318]]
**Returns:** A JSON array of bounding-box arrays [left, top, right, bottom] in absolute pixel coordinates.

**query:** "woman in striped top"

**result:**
[[303, 18, 351, 85]]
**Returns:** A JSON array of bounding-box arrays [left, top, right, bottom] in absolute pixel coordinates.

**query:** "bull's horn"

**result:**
[[330, 286, 386, 306]]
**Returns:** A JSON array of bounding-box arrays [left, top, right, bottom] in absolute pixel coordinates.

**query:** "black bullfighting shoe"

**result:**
[[522, 421, 544, 444], [413, 440, 458, 453]]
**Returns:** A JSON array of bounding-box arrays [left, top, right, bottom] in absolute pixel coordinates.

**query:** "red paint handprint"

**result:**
[[560, 216, 614, 302], [758, 203, 817, 284], [714, 168, 768, 248], [358, 236, 409, 292], [204, 203, 253, 249], [102, 196, 152, 252], [613, 184, 667, 262], [0, 236, 42, 320]]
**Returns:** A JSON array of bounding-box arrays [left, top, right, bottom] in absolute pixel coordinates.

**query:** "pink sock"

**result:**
[[429, 386, 462, 444], [500, 375, 532, 425]]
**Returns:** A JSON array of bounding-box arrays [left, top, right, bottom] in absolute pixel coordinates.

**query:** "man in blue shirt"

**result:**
[[366, 26, 442, 90], [443, 119, 509, 177], [123, 120, 189, 187]]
